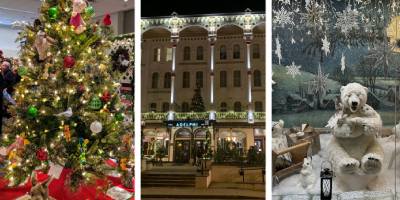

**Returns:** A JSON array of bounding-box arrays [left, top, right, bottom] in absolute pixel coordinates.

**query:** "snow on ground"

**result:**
[[273, 134, 399, 196]]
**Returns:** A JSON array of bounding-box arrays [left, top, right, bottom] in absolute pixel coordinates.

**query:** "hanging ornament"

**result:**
[[79, 138, 88, 165], [27, 106, 38, 118], [48, 7, 59, 20], [100, 91, 111, 102], [64, 125, 71, 142], [89, 96, 102, 110], [63, 55, 76, 68], [70, 0, 87, 34], [77, 84, 85, 95], [114, 113, 124, 121], [36, 148, 48, 161], [103, 14, 112, 26], [55, 107, 73, 118], [341, 53, 346, 74], [34, 30, 55, 61], [90, 121, 103, 134], [85, 6, 95, 16], [120, 158, 127, 171], [18, 67, 28, 76]]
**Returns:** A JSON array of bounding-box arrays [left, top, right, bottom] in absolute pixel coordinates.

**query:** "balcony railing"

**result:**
[[142, 111, 265, 121]]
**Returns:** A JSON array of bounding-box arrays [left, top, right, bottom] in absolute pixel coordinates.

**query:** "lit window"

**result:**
[[153, 48, 161, 62], [166, 47, 172, 61]]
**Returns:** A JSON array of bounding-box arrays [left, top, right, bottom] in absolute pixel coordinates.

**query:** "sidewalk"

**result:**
[[142, 187, 265, 199]]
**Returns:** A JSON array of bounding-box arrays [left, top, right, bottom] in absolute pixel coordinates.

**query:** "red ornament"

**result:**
[[77, 84, 85, 94], [63, 56, 75, 68], [103, 14, 112, 26], [100, 91, 111, 102], [36, 148, 48, 161]]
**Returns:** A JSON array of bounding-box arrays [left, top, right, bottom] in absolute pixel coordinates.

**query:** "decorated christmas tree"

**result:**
[[190, 83, 205, 112], [1, 0, 132, 189]]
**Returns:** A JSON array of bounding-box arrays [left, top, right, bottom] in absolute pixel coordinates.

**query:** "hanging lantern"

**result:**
[[320, 161, 333, 200]]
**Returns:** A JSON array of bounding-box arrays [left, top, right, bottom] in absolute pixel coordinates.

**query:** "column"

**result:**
[[208, 33, 217, 121], [244, 32, 254, 123], [168, 36, 179, 121]]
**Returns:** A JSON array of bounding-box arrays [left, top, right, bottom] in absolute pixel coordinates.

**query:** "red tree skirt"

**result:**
[[0, 168, 134, 200]]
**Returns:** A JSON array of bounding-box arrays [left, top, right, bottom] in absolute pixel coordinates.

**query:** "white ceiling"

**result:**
[[0, 0, 134, 25]]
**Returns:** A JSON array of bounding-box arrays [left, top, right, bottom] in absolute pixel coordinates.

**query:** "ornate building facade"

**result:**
[[141, 10, 265, 163]]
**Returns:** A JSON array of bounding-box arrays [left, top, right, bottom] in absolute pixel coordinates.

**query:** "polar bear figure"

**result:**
[[328, 82, 383, 191]]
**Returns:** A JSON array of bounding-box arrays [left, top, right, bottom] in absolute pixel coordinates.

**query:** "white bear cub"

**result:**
[[300, 157, 315, 192]]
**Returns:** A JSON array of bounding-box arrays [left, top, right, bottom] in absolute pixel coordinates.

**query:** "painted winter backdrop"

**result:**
[[273, 0, 400, 197], [273, 0, 400, 127]]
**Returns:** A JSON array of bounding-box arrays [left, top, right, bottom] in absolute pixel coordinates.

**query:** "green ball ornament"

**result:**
[[27, 106, 38, 118], [115, 113, 124, 121], [89, 96, 102, 110], [85, 6, 95, 16], [48, 7, 59, 20], [18, 67, 28, 76]]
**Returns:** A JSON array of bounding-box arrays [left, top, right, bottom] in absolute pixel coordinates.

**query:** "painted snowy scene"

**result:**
[[273, 0, 400, 199]]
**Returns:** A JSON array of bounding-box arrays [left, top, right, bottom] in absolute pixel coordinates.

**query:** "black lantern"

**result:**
[[320, 161, 333, 200]]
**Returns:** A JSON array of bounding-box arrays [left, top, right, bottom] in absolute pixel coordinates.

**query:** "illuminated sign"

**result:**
[[165, 120, 211, 127]]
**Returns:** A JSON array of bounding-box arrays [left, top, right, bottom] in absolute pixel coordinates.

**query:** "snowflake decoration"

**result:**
[[121, 59, 130, 67], [335, 6, 360, 35], [310, 64, 329, 97], [321, 35, 330, 56], [341, 53, 346, 74], [275, 37, 282, 65], [286, 62, 301, 78], [273, 7, 294, 27]]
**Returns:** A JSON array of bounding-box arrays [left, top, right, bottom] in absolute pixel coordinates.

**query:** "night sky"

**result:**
[[142, 0, 265, 17]]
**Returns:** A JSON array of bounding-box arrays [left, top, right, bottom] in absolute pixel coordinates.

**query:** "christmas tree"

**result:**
[[190, 83, 205, 112], [1, 0, 132, 188]]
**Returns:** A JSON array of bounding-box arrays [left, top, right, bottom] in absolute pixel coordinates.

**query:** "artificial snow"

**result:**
[[273, 134, 400, 198]]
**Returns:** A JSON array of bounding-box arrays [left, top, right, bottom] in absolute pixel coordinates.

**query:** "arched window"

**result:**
[[220, 102, 227, 112], [183, 46, 191, 60], [196, 71, 203, 88], [196, 46, 204, 60], [234, 102, 242, 112], [162, 102, 170, 112], [254, 70, 262, 87], [233, 44, 240, 59], [220, 45, 227, 60], [253, 44, 260, 59], [182, 102, 189, 112], [150, 103, 157, 112], [164, 72, 171, 88], [255, 101, 263, 112], [151, 72, 159, 89], [183, 71, 190, 88], [220, 71, 227, 87]]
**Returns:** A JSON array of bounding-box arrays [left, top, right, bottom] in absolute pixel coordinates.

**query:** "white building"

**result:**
[[141, 11, 265, 163]]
